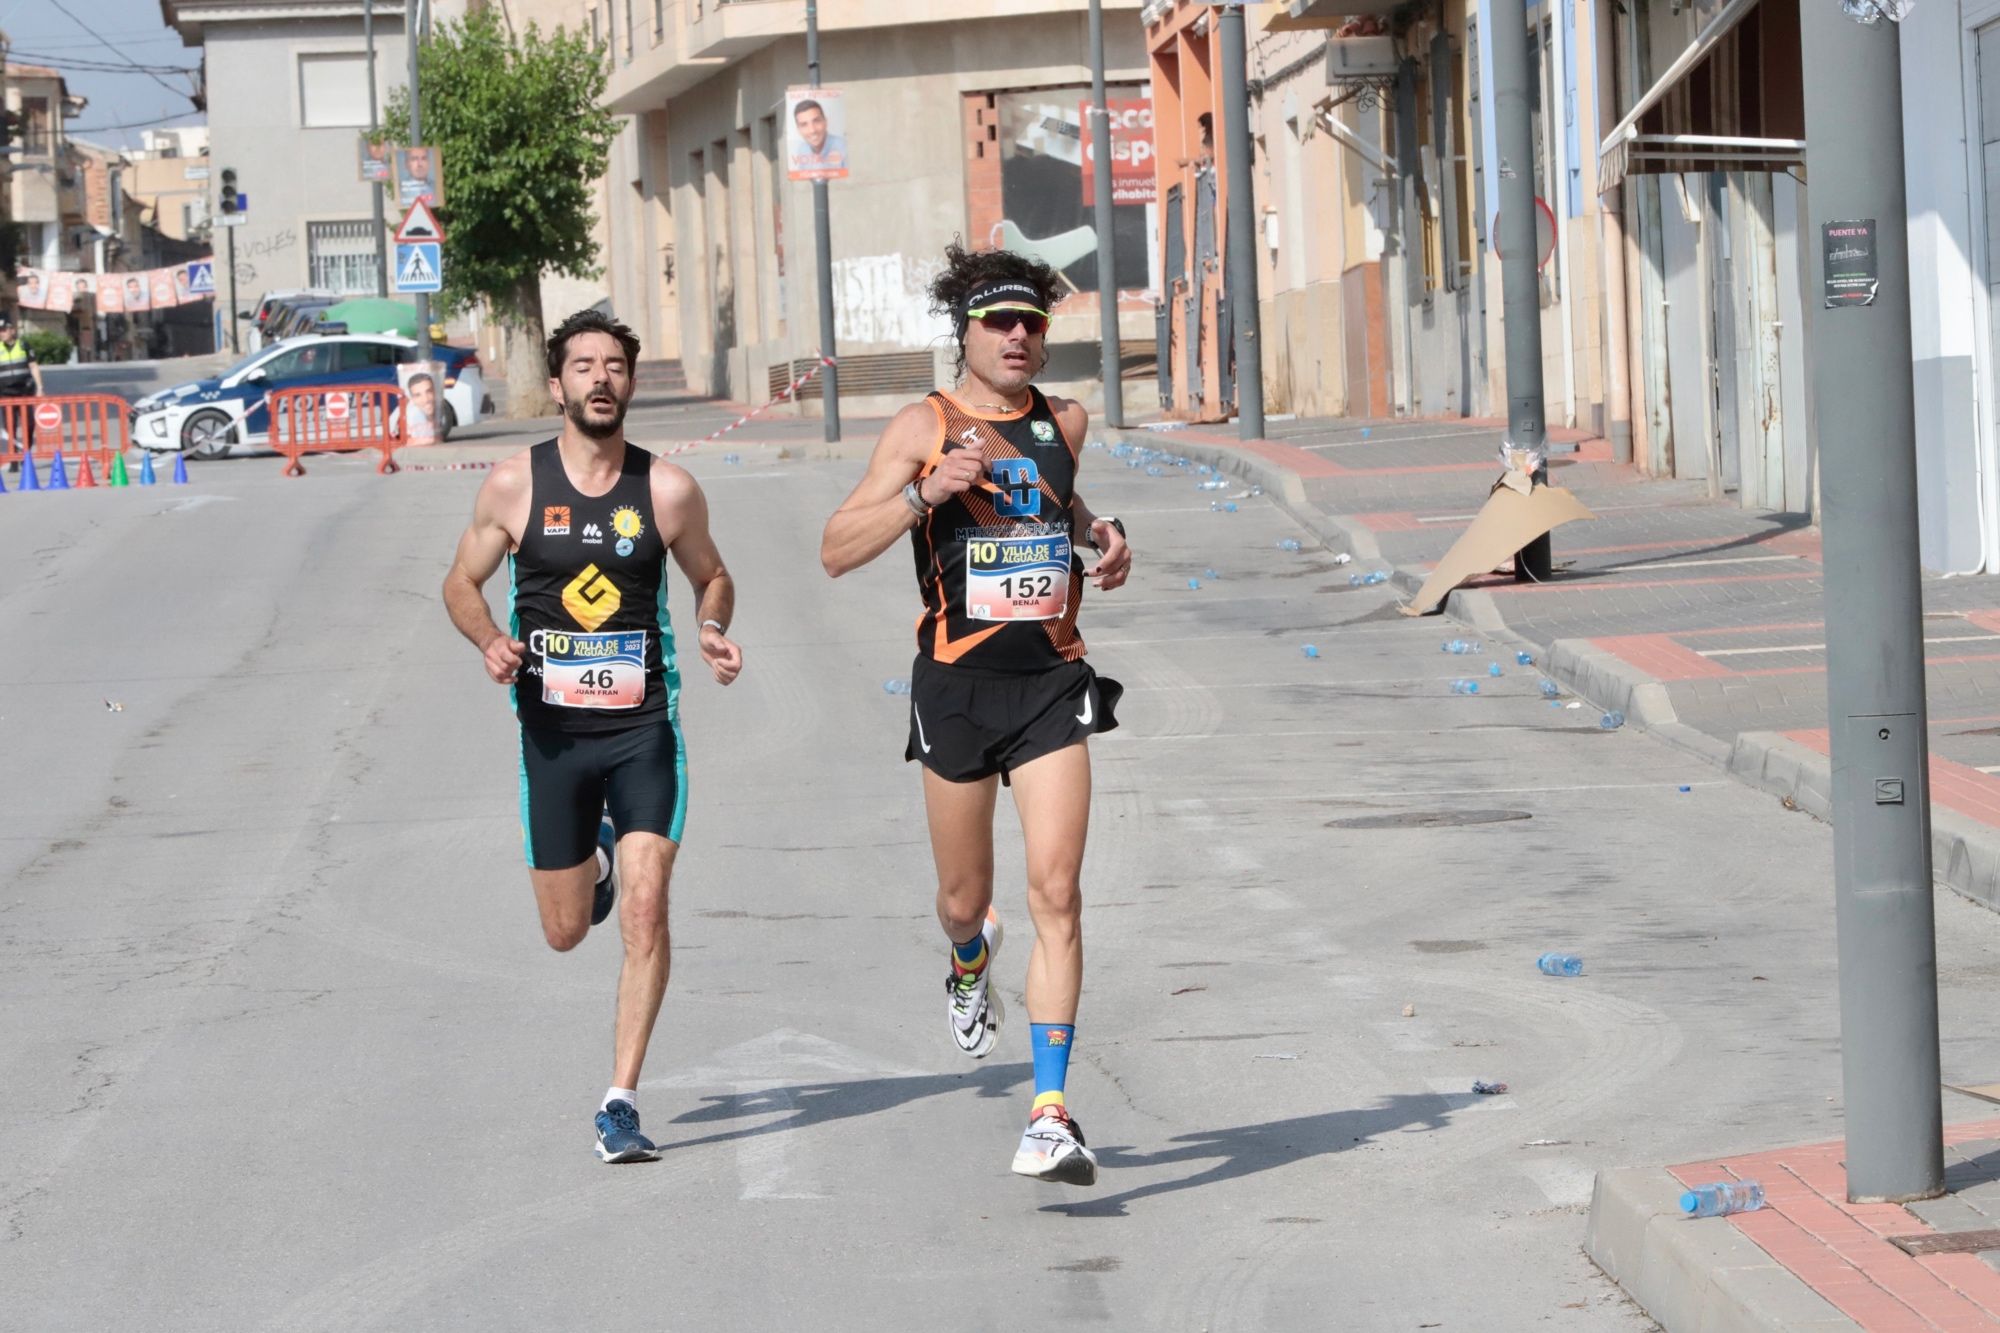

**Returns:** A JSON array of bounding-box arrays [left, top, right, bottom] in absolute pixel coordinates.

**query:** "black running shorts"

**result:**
[[517, 719, 687, 870], [904, 656, 1122, 784]]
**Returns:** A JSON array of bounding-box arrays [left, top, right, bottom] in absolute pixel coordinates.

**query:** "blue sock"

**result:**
[[952, 930, 986, 970], [1030, 1023, 1074, 1114]]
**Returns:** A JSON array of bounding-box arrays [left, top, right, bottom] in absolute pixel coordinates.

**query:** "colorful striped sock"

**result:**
[[952, 929, 987, 975], [1030, 1023, 1074, 1114]]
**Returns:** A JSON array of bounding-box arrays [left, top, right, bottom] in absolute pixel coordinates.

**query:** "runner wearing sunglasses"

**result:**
[[820, 243, 1133, 1186]]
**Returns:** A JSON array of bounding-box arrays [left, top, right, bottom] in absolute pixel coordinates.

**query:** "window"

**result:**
[[299, 53, 371, 128], [19, 97, 51, 156], [307, 220, 380, 293]]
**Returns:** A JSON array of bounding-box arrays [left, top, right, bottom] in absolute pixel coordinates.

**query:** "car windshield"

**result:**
[[212, 348, 272, 381]]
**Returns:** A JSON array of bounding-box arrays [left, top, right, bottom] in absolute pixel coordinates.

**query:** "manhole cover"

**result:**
[[1326, 809, 1533, 829]]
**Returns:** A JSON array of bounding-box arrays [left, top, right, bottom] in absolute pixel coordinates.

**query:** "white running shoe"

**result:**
[[1011, 1105, 1098, 1186], [946, 911, 1004, 1059]]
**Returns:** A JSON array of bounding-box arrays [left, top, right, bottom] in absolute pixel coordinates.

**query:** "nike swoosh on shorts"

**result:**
[[1075, 690, 1094, 727], [914, 704, 933, 753]]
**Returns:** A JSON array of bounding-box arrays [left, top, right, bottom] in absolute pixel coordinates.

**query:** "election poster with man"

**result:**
[[14, 260, 218, 311]]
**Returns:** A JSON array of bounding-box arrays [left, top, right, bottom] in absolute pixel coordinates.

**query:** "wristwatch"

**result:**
[[1087, 515, 1126, 550], [902, 479, 933, 517]]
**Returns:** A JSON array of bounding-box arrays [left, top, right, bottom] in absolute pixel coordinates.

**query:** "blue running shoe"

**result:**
[[593, 1099, 658, 1163], [591, 813, 617, 927]]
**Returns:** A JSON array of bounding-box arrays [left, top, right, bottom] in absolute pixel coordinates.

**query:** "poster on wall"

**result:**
[[1078, 98, 1157, 206], [15, 269, 47, 310], [993, 87, 1152, 294], [786, 86, 849, 181]]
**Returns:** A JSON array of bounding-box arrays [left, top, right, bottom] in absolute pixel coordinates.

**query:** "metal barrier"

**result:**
[[268, 384, 405, 476], [0, 394, 128, 477]]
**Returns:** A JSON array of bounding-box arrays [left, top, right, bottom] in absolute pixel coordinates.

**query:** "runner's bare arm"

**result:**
[[821, 402, 980, 576], [655, 463, 743, 686], [443, 456, 531, 684]]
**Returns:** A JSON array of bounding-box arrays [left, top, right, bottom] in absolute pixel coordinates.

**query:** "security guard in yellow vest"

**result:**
[[0, 313, 45, 474]]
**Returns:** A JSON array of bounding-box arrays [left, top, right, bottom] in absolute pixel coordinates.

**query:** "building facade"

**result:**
[[6, 62, 90, 338]]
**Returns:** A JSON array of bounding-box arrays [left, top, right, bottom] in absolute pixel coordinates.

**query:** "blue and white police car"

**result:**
[[132, 332, 490, 458]]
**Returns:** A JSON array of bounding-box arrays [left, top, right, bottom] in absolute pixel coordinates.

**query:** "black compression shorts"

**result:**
[[904, 656, 1121, 785], [517, 719, 687, 870]]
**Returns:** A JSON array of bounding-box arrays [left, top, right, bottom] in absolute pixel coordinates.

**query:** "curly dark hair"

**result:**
[[927, 241, 1062, 380], [546, 308, 642, 379]]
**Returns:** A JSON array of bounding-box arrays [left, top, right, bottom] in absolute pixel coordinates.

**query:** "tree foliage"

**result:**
[[383, 10, 616, 317]]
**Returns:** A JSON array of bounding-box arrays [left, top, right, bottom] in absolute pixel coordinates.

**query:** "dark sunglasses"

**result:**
[[971, 308, 1048, 336]]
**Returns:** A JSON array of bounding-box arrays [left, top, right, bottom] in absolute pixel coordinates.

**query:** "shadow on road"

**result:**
[[662, 1062, 1034, 1153]]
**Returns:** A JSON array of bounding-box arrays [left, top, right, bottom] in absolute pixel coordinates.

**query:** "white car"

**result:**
[[131, 333, 490, 458]]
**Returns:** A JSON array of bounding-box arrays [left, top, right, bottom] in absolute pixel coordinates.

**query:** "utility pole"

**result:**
[[1800, 0, 1943, 1204], [806, 0, 840, 442], [1087, 0, 1123, 428], [367, 0, 388, 298], [1490, 0, 1552, 579], [407, 0, 432, 366], [1217, 2, 1262, 440]]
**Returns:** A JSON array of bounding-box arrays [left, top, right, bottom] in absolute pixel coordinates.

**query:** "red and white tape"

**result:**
[[405, 355, 837, 473]]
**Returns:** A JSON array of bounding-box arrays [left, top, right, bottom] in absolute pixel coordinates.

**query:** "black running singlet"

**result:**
[[909, 388, 1086, 672], [509, 439, 679, 734]]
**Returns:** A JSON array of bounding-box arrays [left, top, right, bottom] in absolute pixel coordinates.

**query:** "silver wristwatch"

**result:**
[[902, 479, 933, 516]]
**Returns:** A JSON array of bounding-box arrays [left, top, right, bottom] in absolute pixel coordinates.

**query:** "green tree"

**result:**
[[385, 10, 616, 417]]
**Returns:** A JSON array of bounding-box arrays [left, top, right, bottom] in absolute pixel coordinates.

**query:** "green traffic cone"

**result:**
[[109, 453, 130, 487]]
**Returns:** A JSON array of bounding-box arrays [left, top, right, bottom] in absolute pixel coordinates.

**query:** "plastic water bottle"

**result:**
[[723, 452, 741, 465], [1364, 571, 1387, 585], [1442, 639, 1465, 653], [882, 678, 911, 696], [1249, 485, 1264, 497], [1145, 465, 1164, 477], [1443, 639, 1481, 655], [1539, 681, 1561, 699], [1680, 1182, 1765, 1219], [1187, 578, 1202, 590], [1225, 502, 1239, 513], [1516, 651, 1534, 666], [1450, 680, 1480, 695], [1277, 538, 1302, 553], [1600, 711, 1626, 730], [1203, 568, 1219, 580], [1301, 644, 1320, 659], [1487, 663, 1502, 677], [1537, 953, 1584, 976]]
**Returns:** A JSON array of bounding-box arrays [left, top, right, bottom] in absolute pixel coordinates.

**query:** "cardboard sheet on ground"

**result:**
[[1398, 474, 1596, 616]]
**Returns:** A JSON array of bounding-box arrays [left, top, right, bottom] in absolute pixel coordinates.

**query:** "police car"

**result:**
[[131, 332, 489, 458]]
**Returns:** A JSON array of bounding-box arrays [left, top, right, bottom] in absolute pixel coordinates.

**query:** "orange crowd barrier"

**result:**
[[269, 384, 405, 477], [0, 394, 128, 478]]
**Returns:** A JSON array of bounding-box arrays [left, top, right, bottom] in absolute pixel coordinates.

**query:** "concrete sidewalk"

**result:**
[[1107, 413, 2000, 917]]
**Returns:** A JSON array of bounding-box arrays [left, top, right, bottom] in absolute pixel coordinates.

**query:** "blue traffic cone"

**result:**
[[19, 453, 38, 491], [171, 453, 190, 485], [139, 452, 157, 486], [0, 465, 8, 495], [48, 453, 69, 490]]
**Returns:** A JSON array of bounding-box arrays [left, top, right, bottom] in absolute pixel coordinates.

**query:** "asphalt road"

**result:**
[[7, 409, 2000, 1330]]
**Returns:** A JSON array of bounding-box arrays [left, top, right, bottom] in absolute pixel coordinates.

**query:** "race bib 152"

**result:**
[[964, 534, 1071, 622]]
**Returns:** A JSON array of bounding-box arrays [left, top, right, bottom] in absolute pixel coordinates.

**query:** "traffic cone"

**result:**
[[171, 453, 190, 485], [0, 466, 8, 495], [19, 454, 38, 491], [76, 455, 98, 488], [109, 453, 130, 487], [48, 453, 69, 490], [139, 452, 157, 486]]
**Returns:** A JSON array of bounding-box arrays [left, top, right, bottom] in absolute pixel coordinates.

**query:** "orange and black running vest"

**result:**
[[909, 387, 1086, 672]]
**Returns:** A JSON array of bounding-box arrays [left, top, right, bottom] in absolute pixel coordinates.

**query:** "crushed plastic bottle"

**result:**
[[1197, 477, 1229, 491], [1249, 485, 1264, 497], [1516, 651, 1535, 666], [1679, 1182, 1765, 1219], [1539, 681, 1561, 699], [1277, 538, 1303, 553], [1145, 465, 1164, 477], [1442, 639, 1482, 655], [1600, 711, 1626, 730], [1203, 568, 1220, 580], [1450, 680, 1480, 695], [1187, 578, 1202, 590], [1487, 663, 1503, 678], [1224, 502, 1239, 513], [1350, 571, 1388, 586], [882, 678, 912, 696], [1301, 644, 1320, 659], [723, 452, 742, 465], [1536, 953, 1584, 976], [1471, 1080, 1508, 1096]]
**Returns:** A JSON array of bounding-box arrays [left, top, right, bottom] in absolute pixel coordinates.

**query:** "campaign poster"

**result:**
[[96, 277, 125, 314], [118, 271, 151, 313], [149, 268, 179, 310], [359, 134, 393, 184], [45, 272, 76, 311], [395, 145, 443, 207], [15, 268, 46, 311], [398, 361, 444, 445], [785, 87, 849, 182], [70, 273, 96, 307]]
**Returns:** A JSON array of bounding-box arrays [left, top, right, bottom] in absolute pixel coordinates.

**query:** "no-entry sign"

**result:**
[[323, 393, 351, 422], [34, 403, 62, 431]]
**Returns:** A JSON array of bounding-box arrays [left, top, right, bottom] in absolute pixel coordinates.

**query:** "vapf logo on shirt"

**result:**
[[562, 564, 622, 631], [543, 505, 572, 536]]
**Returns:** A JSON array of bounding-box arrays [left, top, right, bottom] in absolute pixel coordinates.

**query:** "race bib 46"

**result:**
[[533, 629, 646, 708]]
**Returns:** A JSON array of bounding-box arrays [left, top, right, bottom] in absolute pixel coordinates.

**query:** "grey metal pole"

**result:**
[[1217, 3, 1262, 440], [807, 0, 840, 442], [1800, 0, 1944, 1204], [367, 0, 388, 298], [1490, 0, 1551, 579], [226, 223, 239, 354], [407, 0, 432, 365], [1087, 0, 1124, 428]]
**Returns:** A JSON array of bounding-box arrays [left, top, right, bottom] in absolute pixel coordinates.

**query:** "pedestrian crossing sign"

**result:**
[[184, 260, 215, 295], [393, 241, 443, 293]]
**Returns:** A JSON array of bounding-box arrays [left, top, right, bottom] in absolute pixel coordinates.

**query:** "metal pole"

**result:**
[[807, 0, 840, 442], [1088, 0, 1124, 428], [1490, 0, 1552, 579], [1801, 0, 1944, 1204], [1217, 3, 1262, 440], [407, 0, 432, 365], [227, 223, 239, 354], [367, 0, 388, 298]]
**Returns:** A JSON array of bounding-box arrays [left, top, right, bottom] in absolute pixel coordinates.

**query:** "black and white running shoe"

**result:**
[[1011, 1105, 1098, 1186], [946, 910, 1004, 1058]]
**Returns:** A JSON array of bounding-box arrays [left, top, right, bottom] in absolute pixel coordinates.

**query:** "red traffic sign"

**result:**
[[1494, 197, 1559, 271], [34, 402, 62, 431], [322, 392, 351, 421], [395, 198, 444, 244]]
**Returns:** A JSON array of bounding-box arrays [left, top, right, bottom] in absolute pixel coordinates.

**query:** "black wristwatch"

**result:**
[[1086, 516, 1126, 550]]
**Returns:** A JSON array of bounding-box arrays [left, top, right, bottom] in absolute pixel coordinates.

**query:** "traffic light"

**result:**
[[219, 167, 239, 214]]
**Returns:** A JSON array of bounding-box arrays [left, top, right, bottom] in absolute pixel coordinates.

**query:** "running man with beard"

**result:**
[[443, 310, 745, 1162], [820, 245, 1133, 1185]]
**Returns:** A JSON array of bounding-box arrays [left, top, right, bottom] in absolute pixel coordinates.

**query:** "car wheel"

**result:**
[[439, 400, 458, 442], [181, 409, 238, 460]]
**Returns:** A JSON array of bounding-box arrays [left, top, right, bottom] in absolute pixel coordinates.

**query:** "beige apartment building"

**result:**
[[6, 62, 89, 336], [513, 0, 1152, 415]]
